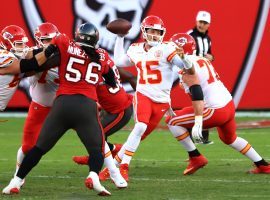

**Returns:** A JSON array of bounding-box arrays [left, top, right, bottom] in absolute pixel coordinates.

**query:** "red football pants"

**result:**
[[22, 101, 51, 153], [166, 100, 237, 144], [133, 92, 170, 140]]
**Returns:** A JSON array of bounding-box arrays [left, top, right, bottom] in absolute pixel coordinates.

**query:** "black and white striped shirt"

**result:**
[[187, 28, 212, 57]]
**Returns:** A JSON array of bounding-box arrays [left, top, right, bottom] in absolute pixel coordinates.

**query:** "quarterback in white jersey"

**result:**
[[166, 33, 270, 175], [110, 16, 205, 181]]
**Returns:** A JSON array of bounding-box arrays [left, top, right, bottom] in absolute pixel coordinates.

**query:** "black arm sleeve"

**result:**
[[35, 51, 61, 72], [20, 51, 60, 73], [103, 68, 117, 88], [189, 84, 204, 101], [33, 48, 43, 55]]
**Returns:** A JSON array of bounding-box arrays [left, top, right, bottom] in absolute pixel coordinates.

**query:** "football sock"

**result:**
[[229, 137, 262, 162], [121, 122, 147, 165], [16, 146, 44, 179], [254, 159, 269, 167], [188, 149, 201, 157], [14, 147, 25, 177], [114, 143, 126, 166], [104, 142, 118, 174], [168, 125, 197, 152]]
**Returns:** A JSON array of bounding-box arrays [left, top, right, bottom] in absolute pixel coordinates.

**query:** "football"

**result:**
[[106, 18, 132, 35]]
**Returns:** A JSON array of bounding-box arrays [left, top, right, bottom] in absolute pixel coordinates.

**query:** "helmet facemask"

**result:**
[[7, 37, 29, 58], [141, 26, 166, 47]]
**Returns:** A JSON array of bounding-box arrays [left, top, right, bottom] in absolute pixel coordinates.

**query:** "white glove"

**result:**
[[182, 55, 193, 69], [191, 116, 203, 143]]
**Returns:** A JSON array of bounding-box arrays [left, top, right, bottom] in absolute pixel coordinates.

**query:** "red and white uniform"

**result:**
[[127, 42, 179, 137], [97, 64, 132, 114], [0, 49, 21, 111], [167, 56, 237, 144], [22, 67, 59, 153], [127, 42, 178, 103]]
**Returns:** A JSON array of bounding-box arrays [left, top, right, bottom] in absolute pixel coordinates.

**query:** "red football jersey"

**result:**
[[54, 34, 110, 101], [97, 58, 132, 114]]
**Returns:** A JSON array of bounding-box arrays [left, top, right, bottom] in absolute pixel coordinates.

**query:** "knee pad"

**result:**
[[168, 125, 188, 138], [134, 122, 148, 137]]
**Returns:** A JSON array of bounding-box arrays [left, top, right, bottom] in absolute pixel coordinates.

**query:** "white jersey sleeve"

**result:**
[[182, 55, 232, 108]]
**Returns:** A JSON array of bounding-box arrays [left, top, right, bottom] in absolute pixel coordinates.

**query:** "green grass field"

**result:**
[[0, 117, 270, 200]]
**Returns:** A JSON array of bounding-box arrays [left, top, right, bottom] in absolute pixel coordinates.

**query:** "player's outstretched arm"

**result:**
[[0, 45, 58, 75], [114, 36, 134, 67]]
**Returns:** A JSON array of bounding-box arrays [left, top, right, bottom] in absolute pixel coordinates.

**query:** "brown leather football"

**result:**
[[106, 18, 132, 35]]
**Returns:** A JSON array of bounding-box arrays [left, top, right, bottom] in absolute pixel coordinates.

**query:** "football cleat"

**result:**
[[183, 155, 208, 175], [248, 165, 270, 174], [119, 164, 129, 182], [85, 172, 111, 196], [72, 155, 89, 165], [99, 167, 110, 181], [111, 144, 123, 158], [110, 169, 128, 189], [2, 177, 24, 195]]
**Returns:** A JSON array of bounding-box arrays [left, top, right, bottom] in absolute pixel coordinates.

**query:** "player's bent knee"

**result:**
[[220, 135, 237, 145], [134, 122, 148, 137], [168, 125, 188, 137]]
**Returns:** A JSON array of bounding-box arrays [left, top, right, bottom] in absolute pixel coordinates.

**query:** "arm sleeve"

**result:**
[[35, 51, 61, 72], [114, 36, 133, 67]]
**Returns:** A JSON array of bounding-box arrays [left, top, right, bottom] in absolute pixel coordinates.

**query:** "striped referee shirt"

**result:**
[[187, 27, 212, 57]]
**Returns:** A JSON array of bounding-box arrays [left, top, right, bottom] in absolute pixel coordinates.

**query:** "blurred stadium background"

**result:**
[[0, 0, 270, 199]]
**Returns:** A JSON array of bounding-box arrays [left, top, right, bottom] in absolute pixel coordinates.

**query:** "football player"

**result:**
[[11, 22, 60, 183], [0, 25, 29, 111], [2, 22, 125, 196], [167, 33, 270, 174], [105, 15, 204, 181]]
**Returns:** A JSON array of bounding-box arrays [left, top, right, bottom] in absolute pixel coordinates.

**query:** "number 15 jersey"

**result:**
[[127, 42, 178, 103]]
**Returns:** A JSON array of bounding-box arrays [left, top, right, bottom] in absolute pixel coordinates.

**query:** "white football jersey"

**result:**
[[0, 49, 20, 111], [29, 67, 59, 107], [180, 55, 232, 108], [127, 42, 178, 103]]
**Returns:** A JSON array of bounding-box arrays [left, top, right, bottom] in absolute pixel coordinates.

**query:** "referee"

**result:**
[[188, 11, 214, 144], [187, 11, 214, 62]]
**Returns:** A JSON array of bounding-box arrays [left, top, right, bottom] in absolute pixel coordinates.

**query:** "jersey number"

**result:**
[[197, 59, 219, 84], [107, 65, 122, 94], [137, 61, 162, 84], [65, 57, 101, 84], [38, 69, 59, 84]]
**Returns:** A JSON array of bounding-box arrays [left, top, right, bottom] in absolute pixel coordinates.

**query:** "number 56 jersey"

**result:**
[[127, 42, 178, 103]]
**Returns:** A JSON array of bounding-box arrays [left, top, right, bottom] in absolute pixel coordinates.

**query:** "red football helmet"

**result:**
[[34, 22, 59, 47], [141, 15, 166, 46], [170, 33, 196, 55], [0, 25, 29, 58]]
